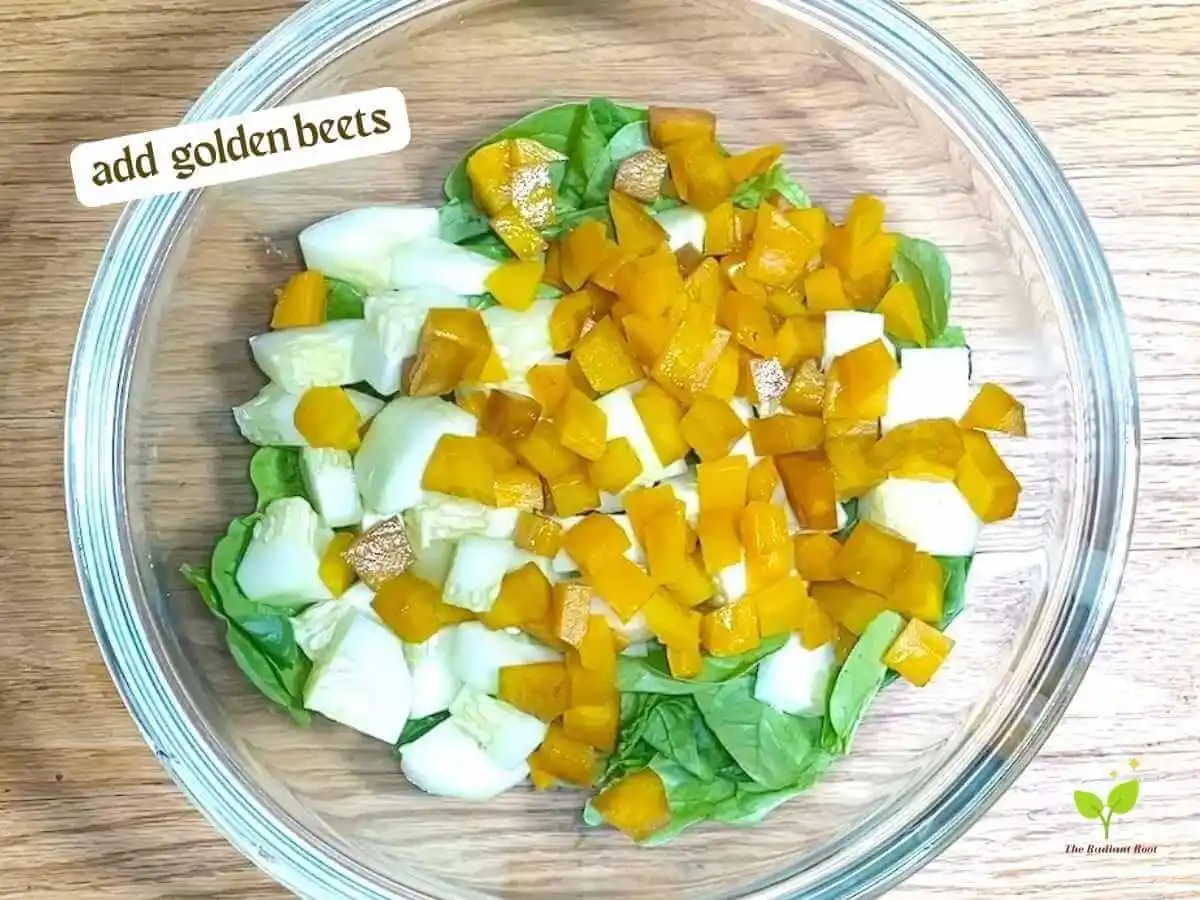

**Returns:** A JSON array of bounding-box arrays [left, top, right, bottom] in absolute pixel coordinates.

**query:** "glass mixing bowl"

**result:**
[[65, 0, 1139, 896]]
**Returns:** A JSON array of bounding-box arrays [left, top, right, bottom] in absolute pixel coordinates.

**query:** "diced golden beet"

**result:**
[[702, 343, 740, 402], [781, 359, 825, 416], [523, 364, 569, 417], [804, 266, 851, 312], [718, 291, 777, 357], [456, 388, 489, 420], [775, 316, 825, 368], [485, 259, 545, 312], [563, 698, 620, 752], [522, 614, 572, 654], [848, 232, 897, 283], [544, 240, 568, 291], [785, 208, 828, 249], [477, 349, 509, 384], [698, 509, 742, 573], [834, 624, 858, 662], [826, 436, 885, 499], [754, 574, 810, 638], [565, 357, 601, 401], [667, 642, 704, 678], [826, 418, 880, 440], [563, 514, 631, 571], [554, 389, 608, 462], [641, 591, 702, 649], [491, 205, 547, 262], [823, 339, 898, 421], [633, 383, 689, 466], [514, 511, 565, 558], [566, 651, 617, 707], [373, 573, 468, 643], [749, 414, 825, 456], [620, 313, 669, 367], [961, 383, 1028, 437], [875, 282, 926, 346], [561, 220, 613, 290], [318, 532, 357, 597], [726, 144, 785, 184], [741, 501, 793, 590], [577, 615, 618, 680], [652, 300, 731, 403], [835, 521, 915, 595], [794, 533, 842, 583], [422, 435, 507, 505], [572, 317, 643, 394], [705, 200, 751, 256], [614, 148, 670, 204], [551, 289, 600, 355], [767, 289, 807, 320], [547, 469, 602, 517], [666, 138, 735, 210], [529, 724, 597, 788], [493, 466, 545, 511], [662, 552, 717, 608], [811, 581, 890, 636], [593, 769, 671, 841], [294, 386, 362, 451], [616, 243, 684, 317], [719, 253, 769, 301], [843, 194, 883, 243], [746, 457, 781, 503], [649, 106, 717, 147], [844, 267, 893, 311], [799, 592, 838, 650], [643, 504, 690, 584], [776, 451, 839, 531], [956, 429, 1021, 522], [883, 618, 955, 687], [498, 662, 569, 722], [550, 582, 594, 648], [698, 455, 749, 511], [586, 556, 657, 621], [515, 421, 585, 480], [529, 759, 557, 791], [271, 270, 326, 329], [466, 141, 513, 214], [479, 563, 553, 630], [869, 418, 965, 481], [890, 552, 945, 623], [747, 203, 818, 287], [409, 308, 494, 397], [591, 245, 637, 294], [678, 395, 747, 462], [610, 190, 669, 256], [481, 390, 542, 442], [702, 598, 761, 657], [586, 438, 642, 495], [683, 257, 726, 309], [623, 485, 676, 544]]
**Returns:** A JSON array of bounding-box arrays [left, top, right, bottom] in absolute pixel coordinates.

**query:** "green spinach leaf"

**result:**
[[395, 711, 452, 749], [559, 104, 608, 208], [544, 203, 613, 240], [893, 235, 951, 341], [249, 447, 308, 512], [581, 121, 653, 206], [617, 635, 788, 694], [181, 564, 220, 616], [586, 97, 648, 140], [324, 277, 366, 320], [713, 753, 834, 825], [937, 555, 973, 630], [824, 610, 905, 754], [639, 695, 736, 782], [226, 624, 311, 725], [460, 232, 514, 262], [731, 164, 810, 210], [438, 198, 492, 244]]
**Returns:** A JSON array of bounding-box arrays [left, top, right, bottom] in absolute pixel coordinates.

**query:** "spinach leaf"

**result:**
[[639, 695, 735, 782], [824, 610, 905, 754], [460, 232, 513, 262], [544, 203, 613, 240], [712, 753, 834, 825], [586, 97, 648, 140], [893, 235, 951, 341], [226, 624, 311, 725], [731, 164, 810, 210], [324, 277, 366, 320], [559, 104, 608, 208], [692, 678, 823, 790], [395, 711, 452, 749], [581, 121, 653, 206], [249, 447, 308, 512], [937, 555, 973, 630], [181, 563, 220, 616], [639, 758, 740, 846], [601, 693, 662, 785], [438, 198, 492, 244], [617, 635, 788, 694]]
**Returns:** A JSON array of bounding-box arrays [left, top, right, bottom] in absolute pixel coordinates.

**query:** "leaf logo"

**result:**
[[1074, 763, 1141, 840]]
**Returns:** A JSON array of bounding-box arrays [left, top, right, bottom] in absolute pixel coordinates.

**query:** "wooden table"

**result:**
[[2, 0, 1197, 897]]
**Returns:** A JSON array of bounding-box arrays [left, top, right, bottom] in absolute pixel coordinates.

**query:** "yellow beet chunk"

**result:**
[[373, 573, 470, 643], [702, 597, 760, 657], [826, 436, 885, 499], [835, 521, 915, 595], [776, 451, 839, 531], [875, 282, 926, 346], [706, 200, 753, 256], [527, 363, 573, 416], [749, 414, 825, 457], [633, 383, 690, 466], [271, 270, 326, 329], [662, 552, 716, 608], [890, 552, 946, 622], [514, 511, 565, 559], [294, 386, 362, 451], [679, 395, 748, 462], [586, 556, 657, 621], [961, 383, 1028, 437], [776, 316, 825, 368], [848, 232, 897, 284], [649, 106, 717, 147], [785, 208, 828, 249], [799, 592, 838, 650], [544, 240, 568, 291], [422, 435, 508, 506], [479, 563, 553, 630], [486, 258, 545, 311], [782, 359, 826, 416], [610, 190, 669, 256], [589, 438, 644, 495], [667, 642, 704, 678], [665, 138, 735, 210], [956, 429, 1021, 523], [566, 648, 616, 706], [703, 343, 740, 402], [824, 339, 898, 421], [804, 266, 851, 312], [466, 141, 513, 215], [577, 615, 618, 680], [617, 243, 684, 317], [550, 287, 604, 354], [698, 455, 750, 511], [561, 220, 614, 290], [593, 769, 672, 841], [720, 253, 768, 301], [642, 591, 702, 649], [491, 205, 547, 262], [754, 574, 810, 638], [644, 504, 689, 584], [827, 418, 881, 440], [516, 420, 585, 480], [794, 533, 842, 583], [319, 532, 356, 596], [746, 457, 780, 503], [740, 501, 793, 590], [493, 466, 544, 511], [621, 313, 671, 367], [550, 582, 594, 648], [698, 509, 742, 574], [572, 317, 643, 394], [592, 245, 637, 294], [409, 308, 494, 397], [481, 390, 542, 442], [767, 289, 807, 320], [624, 485, 677, 545], [812, 581, 890, 636], [529, 723, 597, 788], [477, 349, 509, 385], [834, 624, 858, 662], [727, 144, 785, 184], [719, 291, 777, 357], [652, 298, 731, 403], [555, 389, 608, 462], [869, 418, 965, 481], [563, 514, 631, 571], [683, 257, 726, 309], [563, 697, 620, 753], [456, 388, 488, 420], [883, 618, 955, 687], [845, 195, 885, 245], [498, 661, 569, 722], [547, 469, 601, 517], [747, 202, 817, 288]]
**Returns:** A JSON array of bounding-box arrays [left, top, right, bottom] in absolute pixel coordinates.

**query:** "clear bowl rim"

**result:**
[[64, 0, 1141, 897]]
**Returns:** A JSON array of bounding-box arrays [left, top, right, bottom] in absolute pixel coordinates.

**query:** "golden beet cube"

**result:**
[[705, 199, 750, 256], [514, 511, 565, 559], [554, 389, 608, 462], [466, 141, 513, 215], [785, 208, 829, 249], [956, 429, 1021, 523], [479, 562, 553, 630], [767, 289, 807, 319], [563, 698, 620, 753], [526, 363, 573, 416], [698, 454, 749, 511], [845, 195, 885, 245], [665, 137, 735, 210], [294, 386, 362, 451], [547, 469, 601, 517], [633, 383, 690, 466], [754, 574, 810, 638], [641, 591, 703, 650], [493, 465, 545, 511], [826, 418, 881, 440], [623, 484, 677, 546], [515, 420, 585, 480], [409, 308, 494, 397], [848, 232, 897, 283], [890, 552, 946, 623], [373, 573, 471, 643], [726, 143, 785, 183], [799, 592, 838, 651], [528, 723, 597, 788], [498, 661, 569, 722], [875, 282, 926, 346], [577, 614, 618, 680], [826, 436, 885, 499], [793, 533, 842, 582], [667, 642, 704, 679], [422, 435, 509, 506], [698, 509, 743, 574], [805, 266, 851, 312], [593, 769, 671, 842], [683, 257, 727, 309], [661, 552, 717, 608], [616, 243, 684, 317], [610, 189, 669, 256], [481, 390, 542, 442], [621, 313, 672, 367], [643, 503, 690, 584], [701, 597, 760, 657], [572, 316, 643, 394], [775, 315, 825, 368], [585, 556, 657, 622], [566, 651, 616, 708], [491, 205, 547, 262], [550, 287, 606, 354], [561, 219, 614, 290], [747, 203, 818, 288], [961, 383, 1028, 437], [719, 291, 777, 357], [551, 582, 594, 648], [868, 418, 965, 481], [649, 106, 717, 147], [703, 343, 740, 402], [486, 259, 545, 312], [651, 298, 732, 403], [775, 451, 839, 531], [749, 414, 825, 456], [563, 514, 632, 572], [740, 500, 793, 591], [318, 532, 357, 597], [271, 270, 326, 329], [883, 618, 955, 687], [746, 457, 780, 502], [679, 395, 748, 462], [811, 581, 891, 636], [823, 339, 898, 421], [835, 520, 915, 595], [589, 437, 644, 495], [782, 358, 826, 416]]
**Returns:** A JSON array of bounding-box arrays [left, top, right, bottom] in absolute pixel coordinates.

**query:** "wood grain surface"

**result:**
[[1, 0, 1198, 897]]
